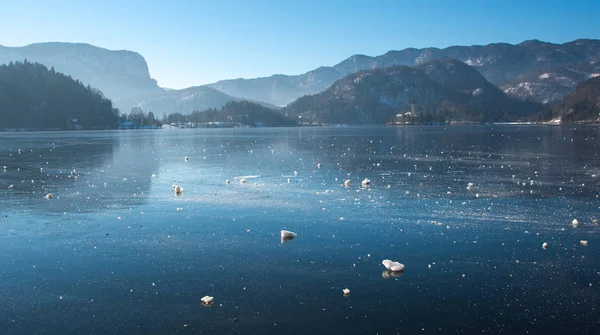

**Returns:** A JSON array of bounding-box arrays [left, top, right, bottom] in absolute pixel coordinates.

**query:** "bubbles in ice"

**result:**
[[382, 259, 405, 272]]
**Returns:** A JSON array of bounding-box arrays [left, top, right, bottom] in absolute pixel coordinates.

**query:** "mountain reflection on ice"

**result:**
[[0, 125, 598, 335]]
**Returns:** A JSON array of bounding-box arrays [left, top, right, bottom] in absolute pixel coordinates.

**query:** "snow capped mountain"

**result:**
[[206, 39, 600, 106]]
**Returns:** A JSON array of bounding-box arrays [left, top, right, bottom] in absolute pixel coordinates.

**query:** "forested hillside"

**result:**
[[0, 60, 118, 130]]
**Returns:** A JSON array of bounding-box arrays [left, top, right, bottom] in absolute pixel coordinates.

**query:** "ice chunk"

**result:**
[[201, 296, 214, 306], [361, 178, 371, 187], [281, 230, 297, 244], [382, 259, 405, 272], [173, 185, 184, 195], [343, 288, 350, 296]]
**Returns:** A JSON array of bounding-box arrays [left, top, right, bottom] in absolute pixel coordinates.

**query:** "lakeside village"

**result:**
[[1, 104, 577, 132]]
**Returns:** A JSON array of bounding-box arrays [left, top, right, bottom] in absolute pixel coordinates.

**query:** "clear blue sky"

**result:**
[[0, 0, 598, 89]]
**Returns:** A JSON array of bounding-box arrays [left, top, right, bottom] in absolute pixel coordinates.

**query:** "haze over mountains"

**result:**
[[1, 39, 599, 121], [208, 39, 600, 106]]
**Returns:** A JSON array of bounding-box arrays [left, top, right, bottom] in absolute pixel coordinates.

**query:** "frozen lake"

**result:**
[[1, 125, 599, 334]]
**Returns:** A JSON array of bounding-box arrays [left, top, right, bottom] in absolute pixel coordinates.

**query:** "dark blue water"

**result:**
[[1, 125, 599, 334]]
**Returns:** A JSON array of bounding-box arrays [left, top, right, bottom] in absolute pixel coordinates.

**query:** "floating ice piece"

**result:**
[[151, 174, 157, 179], [226, 180, 231, 184], [201, 296, 214, 306], [580, 240, 588, 247], [344, 179, 351, 187], [572, 218, 580, 227], [281, 230, 297, 243], [361, 178, 371, 187], [467, 182, 474, 190], [287, 178, 291, 183], [240, 178, 247, 184], [173, 185, 184, 195], [542, 242, 549, 249], [382, 259, 405, 272], [317, 163, 322, 168], [281, 230, 297, 239], [294, 171, 298, 176], [343, 288, 350, 296], [184, 156, 189, 162], [593, 219, 598, 225], [45, 193, 53, 200]]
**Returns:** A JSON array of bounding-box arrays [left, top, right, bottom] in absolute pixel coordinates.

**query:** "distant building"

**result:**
[[67, 118, 83, 130]]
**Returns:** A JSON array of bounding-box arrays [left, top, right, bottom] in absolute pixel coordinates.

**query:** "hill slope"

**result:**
[[206, 39, 600, 106], [134, 86, 242, 118], [284, 60, 540, 124], [544, 76, 600, 122], [0, 42, 162, 110], [0, 61, 117, 130]]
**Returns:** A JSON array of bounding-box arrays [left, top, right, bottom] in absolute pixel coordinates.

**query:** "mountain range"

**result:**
[[207, 39, 600, 106], [1, 39, 599, 120], [284, 60, 540, 124]]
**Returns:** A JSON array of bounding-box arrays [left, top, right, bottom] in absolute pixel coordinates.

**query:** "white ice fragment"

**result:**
[[281, 230, 297, 243], [201, 296, 214, 306], [45, 193, 53, 200], [317, 163, 322, 168], [226, 180, 231, 184], [580, 240, 588, 247], [361, 178, 371, 187], [173, 185, 184, 195], [344, 179, 351, 187], [467, 182, 474, 190], [240, 178, 247, 184], [542, 242, 549, 249], [281, 230, 297, 238], [572, 218, 580, 227], [343, 288, 350, 296], [382, 259, 405, 272], [184, 156, 189, 162]]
